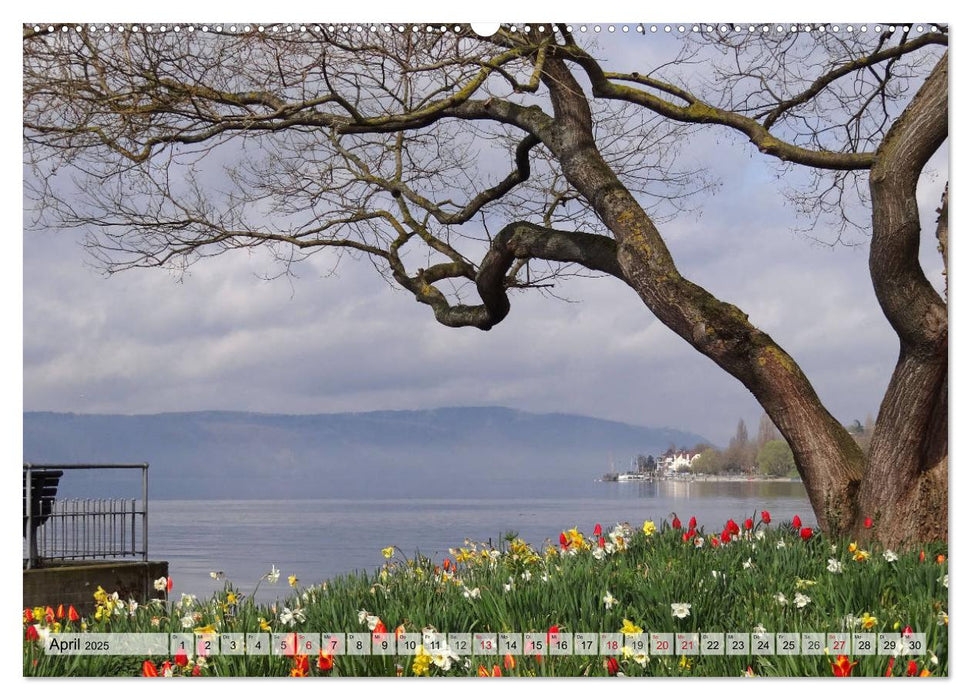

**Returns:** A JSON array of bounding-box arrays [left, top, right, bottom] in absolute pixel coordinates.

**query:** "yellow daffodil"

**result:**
[[226, 592, 238, 605], [853, 549, 871, 562], [193, 624, 217, 634], [679, 655, 692, 670], [643, 520, 657, 537], [412, 645, 432, 676], [288, 575, 299, 588], [848, 542, 858, 553], [382, 546, 395, 559], [795, 578, 817, 589], [859, 613, 877, 630], [258, 617, 271, 631], [621, 619, 643, 635]]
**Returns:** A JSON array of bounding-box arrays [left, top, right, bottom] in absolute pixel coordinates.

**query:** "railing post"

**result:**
[[142, 464, 149, 561], [25, 464, 34, 570]]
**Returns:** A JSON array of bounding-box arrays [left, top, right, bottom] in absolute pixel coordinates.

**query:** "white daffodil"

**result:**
[[266, 565, 281, 584], [794, 593, 811, 608], [774, 592, 788, 606], [180, 614, 194, 628], [521, 570, 532, 581], [153, 577, 168, 592], [633, 652, 649, 668], [603, 591, 618, 609], [671, 602, 691, 619], [592, 547, 606, 561], [743, 558, 753, 569], [462, 587, 480, 600], [694, 537, 705, 548], [827, 558, 844, 574], [939, 574, 948, 589], [128, 599, 139, 615], [753, 624, 766, 634], [754, 530, 765, 541], [776, 539, 787, 549], [280, 606, 305, 627], [431, 645, 460, 671], [883, 550, 898, 562]]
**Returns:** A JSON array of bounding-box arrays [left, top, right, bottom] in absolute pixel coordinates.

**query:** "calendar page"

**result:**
[[21, 11, 949, 681]]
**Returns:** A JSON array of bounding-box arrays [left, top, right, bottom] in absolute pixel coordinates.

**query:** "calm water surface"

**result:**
[[150, 480, 812, 601]]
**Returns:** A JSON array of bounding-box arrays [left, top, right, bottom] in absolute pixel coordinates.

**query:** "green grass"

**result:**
[[23, 515, 948, 677]]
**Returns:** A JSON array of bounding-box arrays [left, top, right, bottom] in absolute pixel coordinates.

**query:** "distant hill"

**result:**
[[23, 408, 710, 499]]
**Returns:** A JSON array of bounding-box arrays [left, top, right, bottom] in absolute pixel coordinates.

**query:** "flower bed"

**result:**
[[23, 512, 948, 677]]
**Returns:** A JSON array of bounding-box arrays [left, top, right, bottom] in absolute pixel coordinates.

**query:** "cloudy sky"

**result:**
[[21, 27, 948, 446]]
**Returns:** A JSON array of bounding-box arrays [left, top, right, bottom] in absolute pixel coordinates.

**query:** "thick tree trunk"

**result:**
[[856, 53, 948, 547]]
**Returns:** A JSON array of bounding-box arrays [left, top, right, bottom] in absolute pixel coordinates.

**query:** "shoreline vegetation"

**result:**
[[599, 473, 802, 483], [24, 511, 947, 678]]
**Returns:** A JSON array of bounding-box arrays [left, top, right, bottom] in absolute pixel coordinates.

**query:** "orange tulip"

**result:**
[[831, 655, 858, 677], [23, 608, 34, 623], [503, 653, 516, 670], [919, 669, 932, 677], [67, 605, 80, 623], [56, 604, 65, 620], [491, 664, 502, 676], [936, 554, 946, 564], [478, 665, 490, 677], [141, 660, 159, 677], [290, 655, 309, 677], [373, 620, 387, 635]]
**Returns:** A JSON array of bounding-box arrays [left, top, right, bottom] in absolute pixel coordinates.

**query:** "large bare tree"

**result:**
[[23, 23, 948, 546]]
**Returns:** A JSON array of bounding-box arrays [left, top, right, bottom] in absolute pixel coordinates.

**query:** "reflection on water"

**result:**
[[151, 481, 812, 601]]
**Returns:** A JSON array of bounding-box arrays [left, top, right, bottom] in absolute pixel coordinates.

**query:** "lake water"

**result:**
[[149, 480, 812, 601]]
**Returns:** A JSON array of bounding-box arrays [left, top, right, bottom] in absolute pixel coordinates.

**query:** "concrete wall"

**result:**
[[24, 561, 168, 614]]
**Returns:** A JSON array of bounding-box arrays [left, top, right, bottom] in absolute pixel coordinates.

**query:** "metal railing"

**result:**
[[23, 463, 149, 569]]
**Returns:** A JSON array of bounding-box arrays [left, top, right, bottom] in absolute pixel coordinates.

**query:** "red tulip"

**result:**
[[191, 665, 202, 676], [792, 515, 802, 529], [160, 660, 173, 677], [559, 532, 569, 549], [598, 536, 606, 548], [141, 660, 158, 677], [682, 532, 690, 543], [831, 655, 858, 677], [800, 527, 813, 541], [906, 660, 918, 677], [606, 657, 619, 676], [491, 664, 502, 676], [744, 518, 753, 530], [902, 626, 913, 638], [317, 651, 334, 672], [688, 516, 697, 529], [672, 516, 682, 530], [885, 657, 895, 677], [25, 625, 39, 642], [68, 605, 80, 623], [166, 577, 173, 593], [919, 550, 926, 563], [547, 625, 560, 647], [174, 648, 189, 667], [726, 519, 739, 535], [24, 608, 34, 623], [720, 529, 731, 543], [710, 537, 720, 548], [593, 523, 602, 537], [687, 528, 696, 539], [863, 517, 873, 529], [45, 606, 55, 623], [443, 558, 452, 572], [761, 510, 771, 524], [373, 620, 388, 635]]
